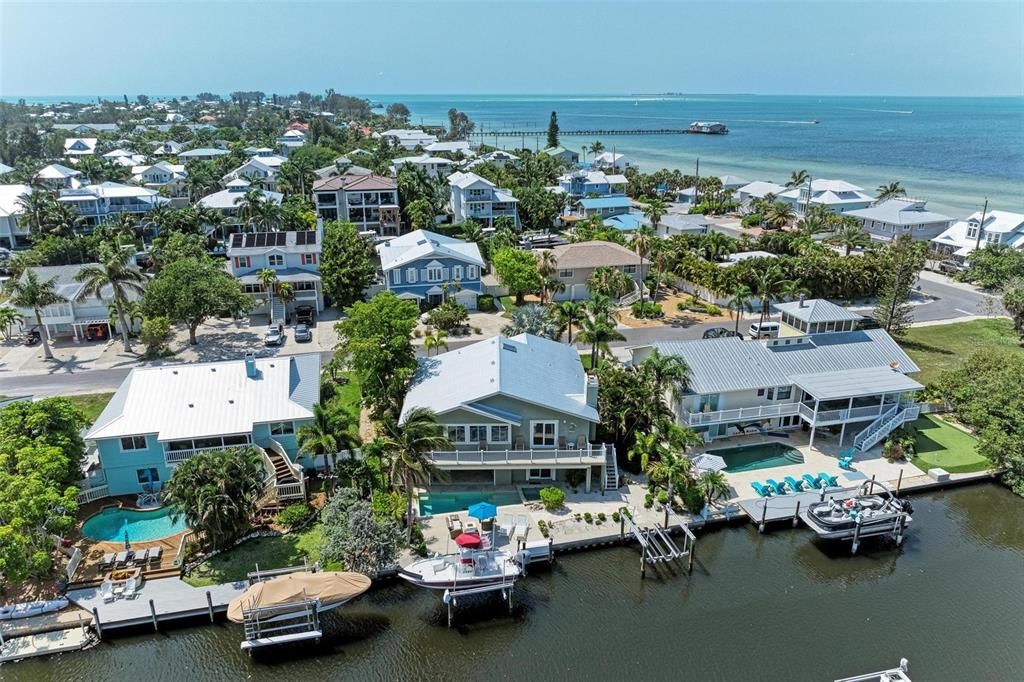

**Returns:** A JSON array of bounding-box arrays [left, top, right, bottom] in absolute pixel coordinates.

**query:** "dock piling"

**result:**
[[758, 500, 767, 533], [896, 469, 903, 496], [92, 607, 102, 640], [206, 591, 215, 622], [792, 501, 801, 528], [149, 599, 159, 632]]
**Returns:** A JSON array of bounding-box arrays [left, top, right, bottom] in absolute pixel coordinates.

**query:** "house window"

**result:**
[[558, 269, 574, 278], [427, 266, 443, 282], [136, 468, 160, 484], [776, 387, 792, 401], [489, 425, 510, 443], [765, 388, 775, 400], [270, 422, 294, 436], [622, 264, 637, 274], [120, 435, 147, 451], [531, 421, 557, 447], [243, 284, 263, 294], [527, 468, 554, 480], [268, 254, 284, 267], [233, 256, 251, 269], [453, 265, 464, 280], [391, 270, 402, 285], [467, 265, 478, 279], [468, 425, 487, 443], [301, 253, 317, 265], [406, 268, 417, 283], [447, 425, 466, 443], [757, 388, 765, 397]]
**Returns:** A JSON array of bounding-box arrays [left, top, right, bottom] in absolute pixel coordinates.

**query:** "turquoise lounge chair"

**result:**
[[838, 454, 855, 470], [802, 473, 823, 490], [765, 478, 786, 495], [783, 476, 804, 492], [818, 472, 839, 487], [751, 481, 772, 497]]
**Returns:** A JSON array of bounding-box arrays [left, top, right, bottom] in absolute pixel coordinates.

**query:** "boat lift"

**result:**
[[442, 573, 517, 628], [239, 591, 322, 653], [620, 513, 696, 579]]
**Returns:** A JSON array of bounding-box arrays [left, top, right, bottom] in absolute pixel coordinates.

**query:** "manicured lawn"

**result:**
[[579, 353, 594, 370], [66, 392, 114, 425], [184, 524, 330, 587], [910, 415, 991, 474], [334, 371, 361, 437], [900, 319, 1023, 386]]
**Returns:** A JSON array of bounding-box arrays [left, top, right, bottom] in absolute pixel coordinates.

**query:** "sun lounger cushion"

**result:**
[[148, 547, 162, 564]]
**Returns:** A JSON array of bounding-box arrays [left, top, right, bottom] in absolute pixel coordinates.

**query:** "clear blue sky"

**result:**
[[1, 1, 1021, 97]]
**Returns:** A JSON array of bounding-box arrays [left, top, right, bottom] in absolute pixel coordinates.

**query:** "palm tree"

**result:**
[[786, 169, 809, 189], [762, 202, 795, 229], [699, 470, 730, 507], [16, 190, 55, 237], [780, 279, 811, 302], [726, 284, 754, 334], [234, 188, 268, 228], [876, 181, 906, 202], [109, 212, 139, 244], [536, 250, 559, 304], [555, 300, 583, 343], [424, 329, 449, 356], [296, 403, 361, 484], [257, 268, 278, 315], [649, 447, 696, 525], [577, 313, 625, 369], [503, 304, 559, 339], [75, 246, 147, 352], [827, 220, 871, 255], [0, 306, 24, 340], [631, 226, 655, 301], [751, 261, 790, 333], [589, 140, 605, 156], [7, 270, 66, 359], [641, 198, 668, 233], [378, 407, 452, 540], [640, 349, 690, 404], [701, 230, 734, 262]]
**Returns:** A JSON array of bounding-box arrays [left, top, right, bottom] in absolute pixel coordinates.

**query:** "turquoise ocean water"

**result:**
[[5, 93, 1022, 215]]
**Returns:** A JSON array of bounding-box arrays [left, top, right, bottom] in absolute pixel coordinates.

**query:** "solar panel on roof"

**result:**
[[230, 234, 243, 247], [274, 232, 286, 246]]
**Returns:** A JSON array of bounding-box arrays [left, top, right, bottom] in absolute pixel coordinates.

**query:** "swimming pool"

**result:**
[[712, 442, 804, 473], [418, 490, 523, 516], [81, 506, 189, 542]]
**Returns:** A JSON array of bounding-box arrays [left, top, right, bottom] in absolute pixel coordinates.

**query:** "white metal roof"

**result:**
[[375, 229, 484, 270], [737, 180, 786, 198], [400, 334, 598, 424], [0, 184, 30, 217], [846, 198, 951, 226], [87, 354, 320, 442], [775, 299, 863, 324], [199, 187, 283, 210], [790, 367, 923, 401], [447, 171, 496, 190], [36, 163, 82, 179]]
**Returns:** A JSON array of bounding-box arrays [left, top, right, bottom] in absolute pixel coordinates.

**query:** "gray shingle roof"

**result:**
[[647, 329, 919, 395]]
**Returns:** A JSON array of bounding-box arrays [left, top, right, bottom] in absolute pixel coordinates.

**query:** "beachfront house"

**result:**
[[0, 184, 32, 248], [777, 179, 874, 215], [58, 182, 168, 229], [313, 174, 402, 237], [558, 169, 628, 199], [736, 181, 788, 211], [629, 299, 922, 450], [591, 151, 633, 172], [13, 262, 143, 341], [930, 209, 1024, 262], [425, 140, 475, 156], [391, 154, 454, 179], [546, 240, 647, 301], [84, 354, 320, 499], [63, 137, 97, 157], [400, 334, 617, 491], [375, 229, 484, 309], [846, 198, 952, 242], [657, 213, 712, 238], [541, 145, 580, 164], [448, 171, 520, 229], [379, 129, 439, 150], [475, 150, 519, 167], [577, 196, 632, 220], [227, 228, 323, 324]]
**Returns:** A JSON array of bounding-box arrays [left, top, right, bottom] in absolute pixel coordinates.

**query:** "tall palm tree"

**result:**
[[555, 300, 583, 343], [780, 278, 811, 302], [577, 313, 625, 369], [378, 407, 452, 540], [16, 190, 55, 237], [503, 304, 559, 339], [786, 169, 809, 188], [641, 198, 668, 234], [762, 202, 795, 229], [536, 250, 559, 304], [75, 245, 147, 352], [235, 188, 268, 228], [701, 230, 734, 261], [424, 329, 449, 356], [257, 268, 278, 315], [0, 306, 24, 340], [751, 261, 790, 334], [589, 140, 605, 156], [7, 270, 66, 360], [876, 181, 906, 202], [726, 284, 754, 334], [296, 402, 360, 482], [631, 226, 655, 301], [699, 470, 730, 507], [640, 349, 689, 404], [827, 220, 871, 255]]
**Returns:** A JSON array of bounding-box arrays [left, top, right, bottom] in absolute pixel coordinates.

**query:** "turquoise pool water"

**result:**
[[714, 442, 804, 473], [418, 490, 523, 516], [81, 506, 188, 542]]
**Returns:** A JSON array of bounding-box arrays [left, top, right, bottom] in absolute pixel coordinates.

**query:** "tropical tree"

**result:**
[[320, 220, 377, 308], [726, 284, 754, 334], [762, 201, 795, 229], [377, 407, 452, 539], [406, 197, 435, 231], [0, 306, 24, 340], [296, 402, 361, 482], [628, 423, 702, 524], [234, 188, 270, 228], [546, 111, 559, 148], [75, 245, 147, 352], [589, 140, 605, 156], [827, 219, 871, 255], [424, 329, 449, 356], [641, 198, 668, 232], [873, 235, 926, 337], [16, 190, 56, 237], [587, 266, 633, 299], [6, 270, 65, 359], [503, 303, 559, 339], [701, 230, 735, 262], [699, 470, 730, 507], [555, 300, 584, 343], [786, 169, 810, 189], [631, 226, 655, 301], [162, 447, 266, 550], [876, 181, 906, 202], [492, 247, 542, 305], [257, 268, 278, 314], [577, 313, 625, 369], [638, 348, 690, 404], [750, 261, 790, 332]]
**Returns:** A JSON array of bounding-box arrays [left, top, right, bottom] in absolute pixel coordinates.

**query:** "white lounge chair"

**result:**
[[124, 577, 139, 599], [514, 514, 530, 542], [112, 582, 125, 599], [498, 514, 515, 537], [100, 582, 115, 603]]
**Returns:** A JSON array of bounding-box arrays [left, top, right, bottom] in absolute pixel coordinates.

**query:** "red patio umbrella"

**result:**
[[454, 533, 483, 548]]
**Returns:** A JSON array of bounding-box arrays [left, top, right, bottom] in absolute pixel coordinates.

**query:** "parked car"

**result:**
[[264, 327, 285, 346], [293, 324, 312, 342], [134, 251, 153, 268], [938, 260, 965, 274], [859, 315, 881, 330], [84, 323, 109, 341], [703, 327, 741, 339], [295, 305, 315, 325], [747, 321, 780, 339], [24, 328, 40, 346]]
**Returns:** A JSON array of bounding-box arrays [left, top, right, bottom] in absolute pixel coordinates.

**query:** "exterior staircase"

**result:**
[[270, 299, 287, 326], [853, 403, 921, 452], [257, 445, 307, 511], [603, 444, 620, 490]]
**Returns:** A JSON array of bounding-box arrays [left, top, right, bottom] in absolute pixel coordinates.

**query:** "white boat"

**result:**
[[801, 480, 913, 540], [226, 571, 371, 623], [0, 598, 69, 621], [400, 549, 520, 590]]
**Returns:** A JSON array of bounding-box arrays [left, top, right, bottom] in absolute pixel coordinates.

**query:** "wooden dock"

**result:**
[[0, 627, 93, 663], [737, 487, 861, 530]]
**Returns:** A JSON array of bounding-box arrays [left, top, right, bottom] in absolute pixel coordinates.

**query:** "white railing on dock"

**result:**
[[76, 484, 110, 504], [683, 402, 799, 426], [430, 443, 608, 466]]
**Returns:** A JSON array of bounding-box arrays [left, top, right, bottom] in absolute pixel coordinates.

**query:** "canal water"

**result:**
[[9, 484, 1023, 681]]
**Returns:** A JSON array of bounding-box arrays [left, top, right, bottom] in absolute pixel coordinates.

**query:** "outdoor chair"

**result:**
[[100, 581, 115, 603], [498, 514, 515, 537], [132, 549, 148, 565], [99, 553, 115, 573], [575, 435, 586, 450], [124, 577, 139, 599], [557, 435, 567, 449], [112, 582, 126, 599], [114, 551, 130, 568], [148, 546, 162, 566], [481, 518, 494, 532]]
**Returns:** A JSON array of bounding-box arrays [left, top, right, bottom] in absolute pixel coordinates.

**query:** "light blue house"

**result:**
[[375, 229, 485, 309], [84, 353, 321, 502], [577, 196, 632, 219], [558, 169, 627, 199]]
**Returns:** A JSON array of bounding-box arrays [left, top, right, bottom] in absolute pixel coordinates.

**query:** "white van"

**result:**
[[747, 321, 779, 339]]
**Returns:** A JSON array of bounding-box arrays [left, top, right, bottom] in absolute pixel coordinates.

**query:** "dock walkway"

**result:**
[[0, 627, 93, 663], [68, 577, 246, 632], [737, 487, 860, 525]]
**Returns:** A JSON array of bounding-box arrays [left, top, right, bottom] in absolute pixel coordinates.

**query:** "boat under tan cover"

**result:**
[[227, 571, 372, 622]]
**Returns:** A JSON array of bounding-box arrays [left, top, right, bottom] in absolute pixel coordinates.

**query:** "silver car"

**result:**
[[293, 324, 312, 342], [264, 327, 285, 346]]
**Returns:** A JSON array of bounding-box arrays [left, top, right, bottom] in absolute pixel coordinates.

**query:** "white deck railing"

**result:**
[[682, 402, 800, 426], [799, 402, 895, 425], [165, 445, 236, 465], [430, 443, 608, 466], [76, 484, 110, 504]]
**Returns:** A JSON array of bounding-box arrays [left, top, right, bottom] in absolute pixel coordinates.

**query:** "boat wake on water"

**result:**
[[838, 107, 913, 114], [733, 119, 820, 125]]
